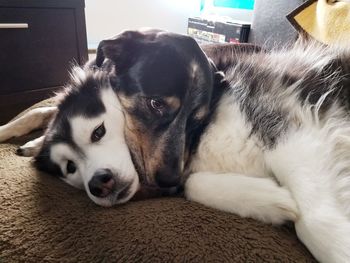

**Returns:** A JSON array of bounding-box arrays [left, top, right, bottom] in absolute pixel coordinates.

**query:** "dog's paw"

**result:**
[[16, 145, 35, 157], [15, 136, 44, 157], [185, 172, 299, 225], [264, 187, 299, 224], [16, 142, 39, 157]]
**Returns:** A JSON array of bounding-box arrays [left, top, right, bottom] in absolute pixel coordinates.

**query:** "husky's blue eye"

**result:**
[[67, 160, 76, 174], [91, 122, 106, 142]]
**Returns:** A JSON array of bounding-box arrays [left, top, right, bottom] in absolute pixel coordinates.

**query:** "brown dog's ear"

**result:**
[[95, 30, 147, 71], [95, 39, 113, 68]]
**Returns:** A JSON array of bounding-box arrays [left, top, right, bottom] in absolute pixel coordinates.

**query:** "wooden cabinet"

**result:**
[[0, 0, 88, 124]]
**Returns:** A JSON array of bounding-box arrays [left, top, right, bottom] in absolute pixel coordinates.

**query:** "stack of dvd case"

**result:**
[[188, 17, 251, 44]]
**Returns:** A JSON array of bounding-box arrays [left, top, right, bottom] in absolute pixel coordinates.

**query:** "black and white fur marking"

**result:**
[[0, 67, 140, 207], [185, 42, 350, 263]]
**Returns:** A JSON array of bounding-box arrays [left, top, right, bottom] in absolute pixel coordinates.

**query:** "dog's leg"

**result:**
[[266, 130, 350, 263], [16, 135, 45, 157], [185, 172, 298, 225], [0, 106, 57, 142]]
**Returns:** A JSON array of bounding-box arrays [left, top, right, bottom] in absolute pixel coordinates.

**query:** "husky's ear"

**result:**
[[95, 30, 147, 72]]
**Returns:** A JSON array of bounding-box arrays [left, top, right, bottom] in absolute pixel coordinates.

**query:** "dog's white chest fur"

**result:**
[[190, 96, 268, 177]]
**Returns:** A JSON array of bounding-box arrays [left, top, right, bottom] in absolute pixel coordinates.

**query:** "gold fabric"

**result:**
[[288, 0, 350, 45]]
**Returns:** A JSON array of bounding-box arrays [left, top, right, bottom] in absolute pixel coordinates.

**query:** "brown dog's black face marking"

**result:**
[[96, 29, 216, 188]]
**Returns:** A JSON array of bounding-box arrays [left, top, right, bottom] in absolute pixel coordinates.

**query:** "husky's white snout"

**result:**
[[88, 169, 117, 198], [86, 168, 139, 207]]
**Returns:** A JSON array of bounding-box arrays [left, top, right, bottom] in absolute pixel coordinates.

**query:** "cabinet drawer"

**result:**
[[0, 7, 80, 94]]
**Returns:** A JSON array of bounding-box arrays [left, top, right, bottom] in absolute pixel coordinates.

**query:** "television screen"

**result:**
[[213, 0, 254, 10], [201, 0, 255, 11], [199, 0, 255, 22]]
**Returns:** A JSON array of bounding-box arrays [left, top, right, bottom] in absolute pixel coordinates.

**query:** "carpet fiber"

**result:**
[[0, 101, 316, 262]]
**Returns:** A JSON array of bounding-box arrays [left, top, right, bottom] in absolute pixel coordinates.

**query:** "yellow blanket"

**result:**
[[287, 0, 350, 45]]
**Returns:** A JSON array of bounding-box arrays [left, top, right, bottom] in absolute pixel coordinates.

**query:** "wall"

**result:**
[[85, 0, 201, 47], [248, 0, 303, 49]]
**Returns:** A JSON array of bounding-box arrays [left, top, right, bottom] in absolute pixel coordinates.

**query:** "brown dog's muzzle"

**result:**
[[123, 113, 185, 188]]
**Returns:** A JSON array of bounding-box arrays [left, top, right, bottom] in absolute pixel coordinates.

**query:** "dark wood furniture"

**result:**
[[0, 0, 88, 124]]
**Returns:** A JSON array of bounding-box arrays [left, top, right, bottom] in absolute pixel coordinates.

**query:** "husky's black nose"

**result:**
[[88, 169, 116, 198]]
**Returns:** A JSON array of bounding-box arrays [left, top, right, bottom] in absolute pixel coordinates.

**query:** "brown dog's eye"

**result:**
[[91, 122, 106, 142], [148, 99, 165, 116]]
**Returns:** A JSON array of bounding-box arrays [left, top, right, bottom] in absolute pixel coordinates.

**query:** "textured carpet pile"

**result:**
[[0, 102, 316, 262]]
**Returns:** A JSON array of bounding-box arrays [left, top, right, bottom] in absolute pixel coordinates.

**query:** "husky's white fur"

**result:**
[[185, 42, 350, 262]]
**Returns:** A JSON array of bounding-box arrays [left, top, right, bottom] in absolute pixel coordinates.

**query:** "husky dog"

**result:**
[[1, 29, 350, 262], [0, 67, 141, 207]]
